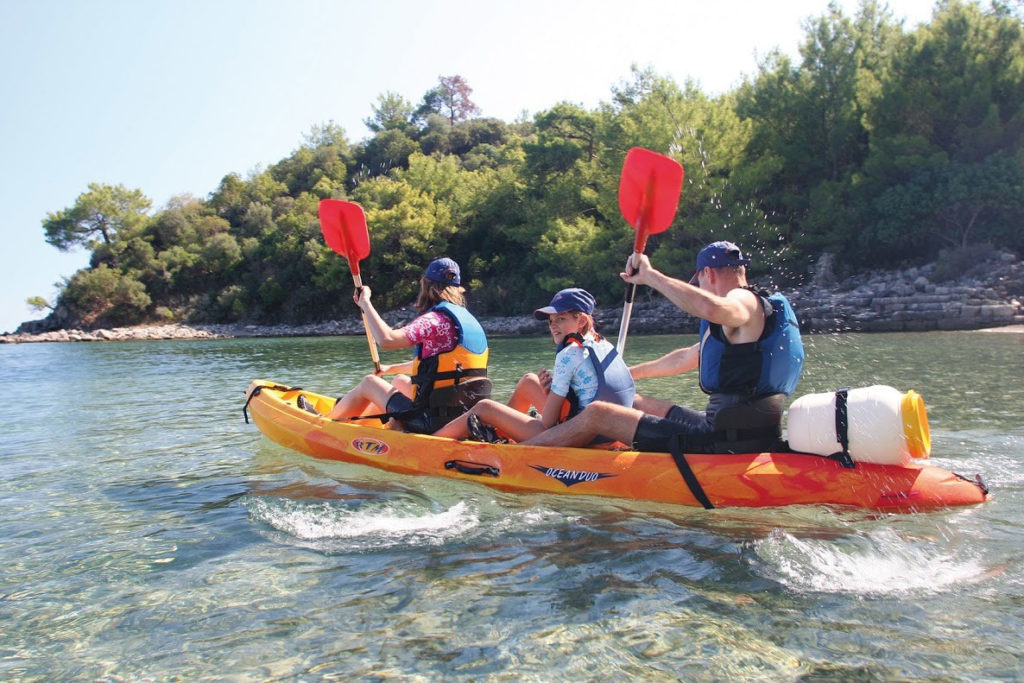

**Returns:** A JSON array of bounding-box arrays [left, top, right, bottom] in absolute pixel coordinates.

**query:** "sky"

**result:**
[[0, 0, 940, 334]]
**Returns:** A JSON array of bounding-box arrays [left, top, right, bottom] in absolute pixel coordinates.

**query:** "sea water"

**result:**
[[1, 331, 1021, 679]]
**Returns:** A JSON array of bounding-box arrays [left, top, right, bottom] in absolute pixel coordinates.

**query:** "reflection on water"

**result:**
[[0, 332, 1022, 679]]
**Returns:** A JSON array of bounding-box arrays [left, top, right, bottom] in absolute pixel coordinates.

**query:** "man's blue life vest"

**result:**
[[698, 289, 804, 397], [558, 333, 636, 418]]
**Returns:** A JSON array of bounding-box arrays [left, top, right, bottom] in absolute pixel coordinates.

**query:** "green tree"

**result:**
[[271, 126, 351, 198], [356, 128, 421, 175], [608, 67, 755, 279], [59, 264, 151, 326], [364, 92, 415, 133], [43, 183, 151, 251], [350, 176, 455, 308], [858, 0, 1024, 259], [733, 1, 904, 261], [26, 296, 51, 313]]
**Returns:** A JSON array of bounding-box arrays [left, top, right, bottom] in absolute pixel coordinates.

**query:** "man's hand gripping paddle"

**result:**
[[318, 199, 382, 374], [616, 147, 684, 356]]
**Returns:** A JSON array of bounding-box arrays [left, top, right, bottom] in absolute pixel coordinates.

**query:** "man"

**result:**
[[521, 241, 804, 453]]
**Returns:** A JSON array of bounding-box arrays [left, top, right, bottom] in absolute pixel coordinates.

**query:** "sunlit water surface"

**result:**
[[1, 331, 1021, 679]]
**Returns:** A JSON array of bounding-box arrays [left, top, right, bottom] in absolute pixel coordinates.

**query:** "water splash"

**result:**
[[244, 496, 479, 551], [669, 124, 805, 293], [753, 526, 985, 595]]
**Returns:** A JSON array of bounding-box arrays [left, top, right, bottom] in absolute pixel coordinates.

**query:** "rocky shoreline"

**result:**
[[4, 252, 1023, 344]]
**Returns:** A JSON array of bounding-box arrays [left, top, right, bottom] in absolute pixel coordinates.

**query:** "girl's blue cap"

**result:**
[[533, 288, 596, 319]]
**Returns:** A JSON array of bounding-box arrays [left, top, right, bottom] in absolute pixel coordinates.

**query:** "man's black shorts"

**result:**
[[632, 394, 785, 453], [631, 404, 714, 453]]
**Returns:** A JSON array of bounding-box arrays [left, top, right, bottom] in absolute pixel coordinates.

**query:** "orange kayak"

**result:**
[[244, 380, 989, 512]]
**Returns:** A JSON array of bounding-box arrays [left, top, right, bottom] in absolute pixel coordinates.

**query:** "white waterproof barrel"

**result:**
[[786, 385, 931, 465]]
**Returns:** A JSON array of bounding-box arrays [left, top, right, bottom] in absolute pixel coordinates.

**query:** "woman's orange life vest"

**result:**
[[410, 301, 489, 408]]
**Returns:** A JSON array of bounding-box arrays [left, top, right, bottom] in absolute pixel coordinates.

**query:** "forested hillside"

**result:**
[[31, 1, 1024, 330]]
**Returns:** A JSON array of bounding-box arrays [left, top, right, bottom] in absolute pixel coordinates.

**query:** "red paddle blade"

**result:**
[[618, 147, 684, 253], [319, 199, 371, 275]]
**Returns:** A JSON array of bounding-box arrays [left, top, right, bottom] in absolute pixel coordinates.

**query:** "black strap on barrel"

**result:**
[[668, 434, 714, 509], [828, 387, 856, 468]]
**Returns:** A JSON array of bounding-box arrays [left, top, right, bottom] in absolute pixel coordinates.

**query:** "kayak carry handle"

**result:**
[[445, 460, 500, 477]]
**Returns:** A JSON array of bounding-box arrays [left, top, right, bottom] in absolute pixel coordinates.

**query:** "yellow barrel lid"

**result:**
[[901, 389, 931, 459]]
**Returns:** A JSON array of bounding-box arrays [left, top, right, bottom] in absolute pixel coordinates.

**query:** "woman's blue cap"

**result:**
[[424, 257, 460, 285], [533, 288, 596, 319]]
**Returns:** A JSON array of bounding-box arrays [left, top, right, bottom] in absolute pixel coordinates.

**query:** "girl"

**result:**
[[432, 288, 634, 443]]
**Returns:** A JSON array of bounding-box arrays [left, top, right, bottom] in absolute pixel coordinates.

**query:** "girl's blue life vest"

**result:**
[[557, 333, 636, 418], [410, 301, 489, 407], [698, 288, 804, 397]]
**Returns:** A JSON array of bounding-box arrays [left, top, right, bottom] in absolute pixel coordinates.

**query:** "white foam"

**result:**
[[246, 497, 479, 549], [754, 526, 985, 595]]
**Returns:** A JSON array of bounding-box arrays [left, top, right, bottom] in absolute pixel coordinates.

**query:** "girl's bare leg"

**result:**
[[521, 402, 643, 448], [507, 373, 547, 414], [433, 399, 544, 442], [474, 401, 544, 442]]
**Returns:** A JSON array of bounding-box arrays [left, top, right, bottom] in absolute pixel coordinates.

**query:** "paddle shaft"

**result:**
[[352, 273, 382, 374], [617, 250, 643, 355]]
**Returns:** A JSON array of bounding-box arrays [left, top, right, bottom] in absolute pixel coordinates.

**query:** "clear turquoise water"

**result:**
[[1, 332, 1022, 679]]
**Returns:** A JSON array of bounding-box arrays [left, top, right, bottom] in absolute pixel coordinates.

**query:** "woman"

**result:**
[[432, 288, 634, 443], [324, 257, 490, 434]]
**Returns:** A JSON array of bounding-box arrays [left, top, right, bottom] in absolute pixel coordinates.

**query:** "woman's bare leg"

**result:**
[[391, 374, 414, 398], [328, 375, 398, 420]]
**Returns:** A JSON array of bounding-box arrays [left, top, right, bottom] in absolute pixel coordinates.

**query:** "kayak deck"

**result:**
[[244, 380, 989, 512]]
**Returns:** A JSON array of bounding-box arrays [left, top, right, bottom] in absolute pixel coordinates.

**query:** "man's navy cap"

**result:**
[[424, 257, 460, 285], [533, 288, 596, 320], [690, 241, 750, 283]]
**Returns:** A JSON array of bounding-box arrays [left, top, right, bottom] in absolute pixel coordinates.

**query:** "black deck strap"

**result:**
[[335, 396, 487, 425], [668, 434, 715, 509], [242, 383, 298, 424], [828, 450, 857, 468], [445, 460, 500, 477], [331, 408, 417, 424], [431, 367, 488, 384], [828, 387, 856, 468]]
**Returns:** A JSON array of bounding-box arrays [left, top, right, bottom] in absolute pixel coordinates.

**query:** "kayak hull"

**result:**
[[244, 380, 989, 512]]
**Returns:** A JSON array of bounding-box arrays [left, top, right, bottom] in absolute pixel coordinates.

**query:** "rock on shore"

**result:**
[[4, 252, 1022, 344]]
